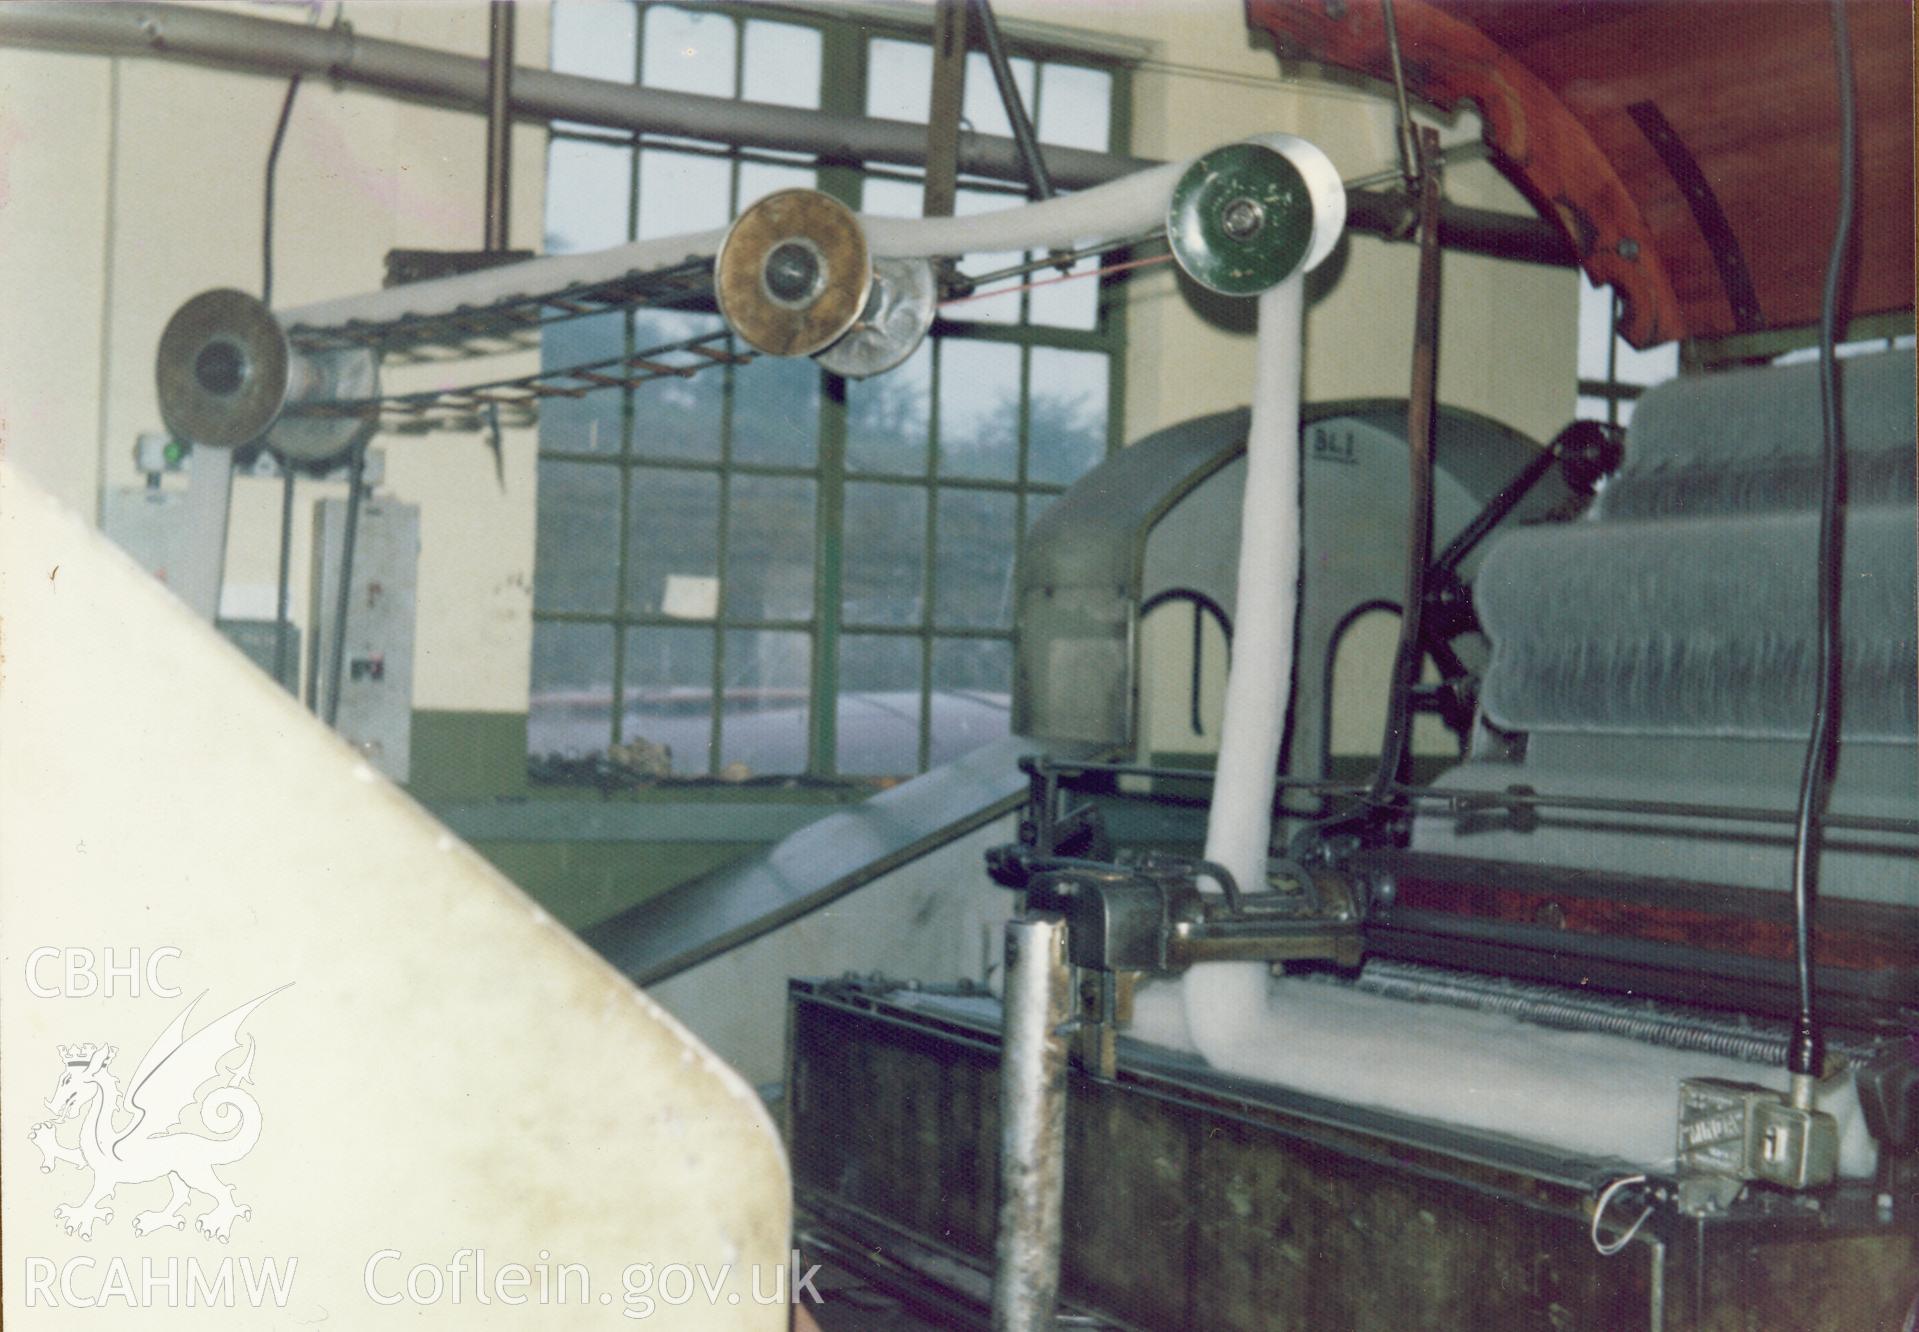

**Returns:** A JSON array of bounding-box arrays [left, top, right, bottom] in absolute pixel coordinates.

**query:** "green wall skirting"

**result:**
[[407, 710, 852, 932]]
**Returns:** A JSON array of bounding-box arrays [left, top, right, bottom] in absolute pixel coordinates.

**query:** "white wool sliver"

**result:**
[[1131, 977, 1875, 1177], [278, 159, 1193, 334], [1183, 274, 1306, 1069]]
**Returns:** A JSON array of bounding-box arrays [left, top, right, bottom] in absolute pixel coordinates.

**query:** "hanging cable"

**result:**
[[262, 75, 301, 309], [1785, 0, 1859, 1090], [1589, 1174, 1653, 1257], [264, 72, 303, 690]]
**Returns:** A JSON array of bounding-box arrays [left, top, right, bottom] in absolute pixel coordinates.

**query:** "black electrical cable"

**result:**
[[262, 74, 301, 309], [1785, 0, 1858, 1081], [264, 73, 302, 691]]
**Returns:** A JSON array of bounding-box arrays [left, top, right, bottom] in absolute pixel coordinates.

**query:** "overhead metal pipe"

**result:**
[[0, 2, 1577, 268]]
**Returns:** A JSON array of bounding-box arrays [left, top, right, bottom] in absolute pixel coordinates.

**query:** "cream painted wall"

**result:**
[[0, 2, 550, 713]]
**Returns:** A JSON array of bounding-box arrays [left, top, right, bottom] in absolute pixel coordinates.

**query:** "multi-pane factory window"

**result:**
[[531, 2, 1128, 780]]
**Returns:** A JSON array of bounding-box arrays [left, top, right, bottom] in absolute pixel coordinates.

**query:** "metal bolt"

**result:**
[[1616, 238, 1640, 260], [764, 241, 823, 306], [1220, 197, 1266, 242]]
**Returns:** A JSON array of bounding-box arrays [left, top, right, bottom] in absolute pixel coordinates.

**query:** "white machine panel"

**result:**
[[310, 496, 419, 783]]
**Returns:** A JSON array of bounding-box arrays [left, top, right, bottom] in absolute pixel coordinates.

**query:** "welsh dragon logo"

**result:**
[[28, 987, 286, 1243]]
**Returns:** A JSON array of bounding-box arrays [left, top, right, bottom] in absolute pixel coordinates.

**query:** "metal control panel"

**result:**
[[309, 497, 419, 783]]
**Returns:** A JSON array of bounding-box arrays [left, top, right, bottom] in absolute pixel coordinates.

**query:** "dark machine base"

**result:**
[[785, 978, 1917, 1332]]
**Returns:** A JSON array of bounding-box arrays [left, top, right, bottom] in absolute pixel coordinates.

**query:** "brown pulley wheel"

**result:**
[[714, 189, 872, 358]]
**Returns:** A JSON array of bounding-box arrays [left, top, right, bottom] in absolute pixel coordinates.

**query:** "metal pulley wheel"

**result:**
[[156, 287, 378, 461], [1166, 141, 1317, 296], [715, 189, 873, 358], [815, 256, 937, 379]]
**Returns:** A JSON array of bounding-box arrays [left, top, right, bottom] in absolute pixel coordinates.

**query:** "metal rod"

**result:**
[[992, 914, 1071, 1332], [323, 442, 368, 726], [958, 229, 1162, 288], [970, 0, 1054, 201], [1428, 435, 1562, 580], [1022, 760, 1919, 836], [272, 467, 296, 691], [1331, 960, 1882, 1066], [0, 2, 1577, 269], [1378, 0, 1422, 189], [483, 0, 514, 251], [1371, 128, 1443, 803]]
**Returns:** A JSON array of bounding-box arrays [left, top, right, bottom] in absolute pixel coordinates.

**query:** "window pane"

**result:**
[[962, 50, 1036, 141], [843, 482, 926, 626], [626, 467, 720, 615], [621, 624, 715, 774], [939, 340, 1020, 480], [1027, 253, 1101, 329], [541, 311, 624, 454], [1027, 348, 1107, 485], [860, 175, 925, 220], [732, 356, 820, 467], [637, 148, 732, 239], [935, 489, 1017, 628], [529, 620, 615, 756], [630, 309, 726, 461], [551, 1, 637, 84], [867, 39, 932, 123], [1576, 275, 1616, 382], [930, 637, 1011, 766], [721, 628, 810, 774], [726, 475, 816, 620], [535, 460, 622, 612], [1037, 63, 1111, 151], [837, 634, 921, 777], [545, 139, 631, 254], [743, 20, 821, 108], [643, 6, 736, 97], [848, 339, 931, 475]]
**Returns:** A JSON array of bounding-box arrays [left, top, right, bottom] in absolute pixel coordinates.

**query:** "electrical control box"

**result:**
[[1677, 1076, 1839, 1206], [309, 497, 419, 784]]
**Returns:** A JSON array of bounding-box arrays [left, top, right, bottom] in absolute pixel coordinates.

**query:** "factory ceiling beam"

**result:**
[[0, 1, 1573, 269]]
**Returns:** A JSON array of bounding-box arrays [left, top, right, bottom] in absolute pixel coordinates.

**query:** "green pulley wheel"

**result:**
[[1166, 142, 1315, 296]]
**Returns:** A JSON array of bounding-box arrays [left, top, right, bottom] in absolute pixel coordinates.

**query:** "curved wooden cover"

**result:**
[[1247, 0, 1915, 347]]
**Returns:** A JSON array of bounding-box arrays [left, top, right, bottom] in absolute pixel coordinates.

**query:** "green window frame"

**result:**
[[531, 1, 1132, 782]]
